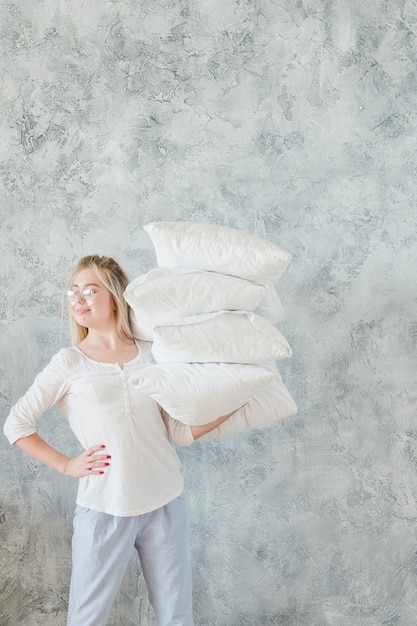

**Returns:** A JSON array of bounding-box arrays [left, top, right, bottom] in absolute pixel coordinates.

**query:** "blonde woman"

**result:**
[[4, 255, 235, 626]]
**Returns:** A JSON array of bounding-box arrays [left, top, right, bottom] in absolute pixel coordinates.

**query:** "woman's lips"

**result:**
[[75, 308, 90, 315]]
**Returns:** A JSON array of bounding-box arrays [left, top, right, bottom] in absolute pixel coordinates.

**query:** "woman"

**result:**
[[4, 255, 235, 626]]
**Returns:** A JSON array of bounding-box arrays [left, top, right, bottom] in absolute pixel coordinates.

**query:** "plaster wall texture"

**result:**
[[0, 1, 416, 625]]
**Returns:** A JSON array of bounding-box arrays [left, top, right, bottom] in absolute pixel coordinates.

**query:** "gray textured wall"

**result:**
[[1, 1, 416, 625]]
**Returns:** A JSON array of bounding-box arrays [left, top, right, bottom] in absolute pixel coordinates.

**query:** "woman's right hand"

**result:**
[[64, 445, 111, 478]]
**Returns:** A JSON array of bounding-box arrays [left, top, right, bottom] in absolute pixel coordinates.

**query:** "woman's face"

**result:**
[[69, 267, 116, 331]]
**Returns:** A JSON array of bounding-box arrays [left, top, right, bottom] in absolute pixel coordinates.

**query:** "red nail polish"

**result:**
[[106, 455, 112, 459], [104, 463, 110, 467]]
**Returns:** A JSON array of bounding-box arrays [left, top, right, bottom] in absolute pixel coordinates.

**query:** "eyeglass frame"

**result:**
[[66, 289, 106, 306]]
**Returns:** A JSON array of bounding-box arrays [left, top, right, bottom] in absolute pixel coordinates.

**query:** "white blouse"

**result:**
[[3, 341, 194, 517]]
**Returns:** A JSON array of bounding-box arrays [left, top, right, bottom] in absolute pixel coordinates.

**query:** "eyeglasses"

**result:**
[[67, 289, 104, 306]]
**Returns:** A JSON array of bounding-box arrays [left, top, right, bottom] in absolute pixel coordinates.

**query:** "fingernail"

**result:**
[[104, 463, 110, 466], [101, 445, 106, 449], [99, 471, 104, 475], [106, 455, 112, 459]]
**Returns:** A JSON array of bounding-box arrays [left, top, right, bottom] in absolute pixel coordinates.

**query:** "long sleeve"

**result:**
[[4, 351, 70, 445], [161, 409, 194, 447]]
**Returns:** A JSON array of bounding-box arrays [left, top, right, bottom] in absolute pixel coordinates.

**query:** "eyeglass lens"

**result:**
[[67, 290, 96, 305]]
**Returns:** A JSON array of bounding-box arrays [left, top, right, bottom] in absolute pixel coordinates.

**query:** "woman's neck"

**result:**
[[80, 328, 133, 351], [77, 331, 137, 366]]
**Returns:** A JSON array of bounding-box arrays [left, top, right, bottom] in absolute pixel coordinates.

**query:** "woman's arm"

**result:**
[[5, 351, 109, 477], [163, 407, 241, 445], [4, 351, 70, 445], [190, 409, 239, 440], [15, 433, 111, 478]]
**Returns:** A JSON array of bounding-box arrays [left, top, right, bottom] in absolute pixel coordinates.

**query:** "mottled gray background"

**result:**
[[1, 0, 416, 624]]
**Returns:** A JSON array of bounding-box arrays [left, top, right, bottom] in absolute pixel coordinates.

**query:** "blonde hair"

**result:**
[[66, 255, 134, 345]]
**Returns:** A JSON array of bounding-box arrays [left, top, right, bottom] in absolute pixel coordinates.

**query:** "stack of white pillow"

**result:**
[[124, 221, 297, 440]]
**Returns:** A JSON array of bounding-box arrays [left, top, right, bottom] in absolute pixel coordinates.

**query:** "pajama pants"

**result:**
[[67, 493, 194, 626]]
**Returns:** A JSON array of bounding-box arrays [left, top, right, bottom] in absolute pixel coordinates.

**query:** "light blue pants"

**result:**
[[67, 493, 194, 626]]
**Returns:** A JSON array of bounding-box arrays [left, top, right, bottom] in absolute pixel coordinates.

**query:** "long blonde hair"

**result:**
[[66, 255, 134, 345]]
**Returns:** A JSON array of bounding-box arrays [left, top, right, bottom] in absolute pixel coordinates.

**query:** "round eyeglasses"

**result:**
[[67, 289, 102, 306]]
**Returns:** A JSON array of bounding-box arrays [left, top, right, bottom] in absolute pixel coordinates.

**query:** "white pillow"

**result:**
[[254, 284, 285, 324], [128, 363, 275, 424], [124, 267, 267, 341], [197, 370, 298, 440], [144, 221, 292, 282], [151, 311, 292, 364]]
